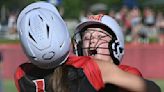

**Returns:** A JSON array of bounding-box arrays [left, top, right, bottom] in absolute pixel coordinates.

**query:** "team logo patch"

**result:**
[[88, 14, 104, 21], [33, 79, 45, 92]]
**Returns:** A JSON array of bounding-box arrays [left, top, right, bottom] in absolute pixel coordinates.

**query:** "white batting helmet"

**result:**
[[17, 1, 71, 69], [72, 14, 124, 64]]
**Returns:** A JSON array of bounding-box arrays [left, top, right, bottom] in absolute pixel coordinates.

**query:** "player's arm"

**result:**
[[98, 61, 146, 92], [95, 60, 161, 92], [67, 56, 161, 92]]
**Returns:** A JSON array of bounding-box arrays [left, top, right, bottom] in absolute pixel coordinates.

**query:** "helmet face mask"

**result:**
[[80, 28, 112, 56], [17, 2, 71, 69], [73, 15, 124, 65]]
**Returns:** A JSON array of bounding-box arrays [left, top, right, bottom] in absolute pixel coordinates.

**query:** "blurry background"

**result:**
[[0, 0, 164, 92]]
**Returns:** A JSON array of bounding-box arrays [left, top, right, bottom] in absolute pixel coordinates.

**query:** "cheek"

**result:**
[[82, 41, 89, 55], [83, 41, 89, 48], [98, 47, 109, 54], [100, 42, 108, 47], [97, 40, 109, 48], [97, 42, 110, 54]]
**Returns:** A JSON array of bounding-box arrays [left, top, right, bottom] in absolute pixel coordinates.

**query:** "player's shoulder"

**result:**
[[16, 62, 53, 73], [119, 65, 142, 77], [15, 62, 54, 79], [15, 62, 32, 80]]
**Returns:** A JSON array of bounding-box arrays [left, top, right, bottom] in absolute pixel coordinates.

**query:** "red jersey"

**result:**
[[67, 56, 142, 91], [119, 65, 142, 77], [15, 56, 142, 92]]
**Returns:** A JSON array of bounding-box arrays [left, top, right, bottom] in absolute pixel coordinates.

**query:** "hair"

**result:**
[[48, 66, 70, 92]]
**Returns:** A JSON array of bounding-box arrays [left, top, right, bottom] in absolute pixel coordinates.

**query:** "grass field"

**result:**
[[155, 79, 164, 92], [3, 80, 17, 92], [2, 79, 164, 92]]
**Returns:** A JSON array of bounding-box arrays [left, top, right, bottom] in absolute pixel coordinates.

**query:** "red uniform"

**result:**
[[15, 56, 142, 92], [67, 56, 142, 91]]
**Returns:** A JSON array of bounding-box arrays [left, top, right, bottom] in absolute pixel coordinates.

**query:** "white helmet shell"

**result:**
[[75, 14, 124, 63], [17, 1, 71, 69]]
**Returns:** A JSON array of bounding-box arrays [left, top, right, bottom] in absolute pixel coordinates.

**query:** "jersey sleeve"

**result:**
[[119, 65, 142, 77], [14, 63, 54, 92]]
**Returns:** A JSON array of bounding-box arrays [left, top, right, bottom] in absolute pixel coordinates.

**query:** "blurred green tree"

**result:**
[[0, 0, 43, 12], [61, 0, 83, 19], [61, 0, 121, 19], [1, 0, 163, 19]]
